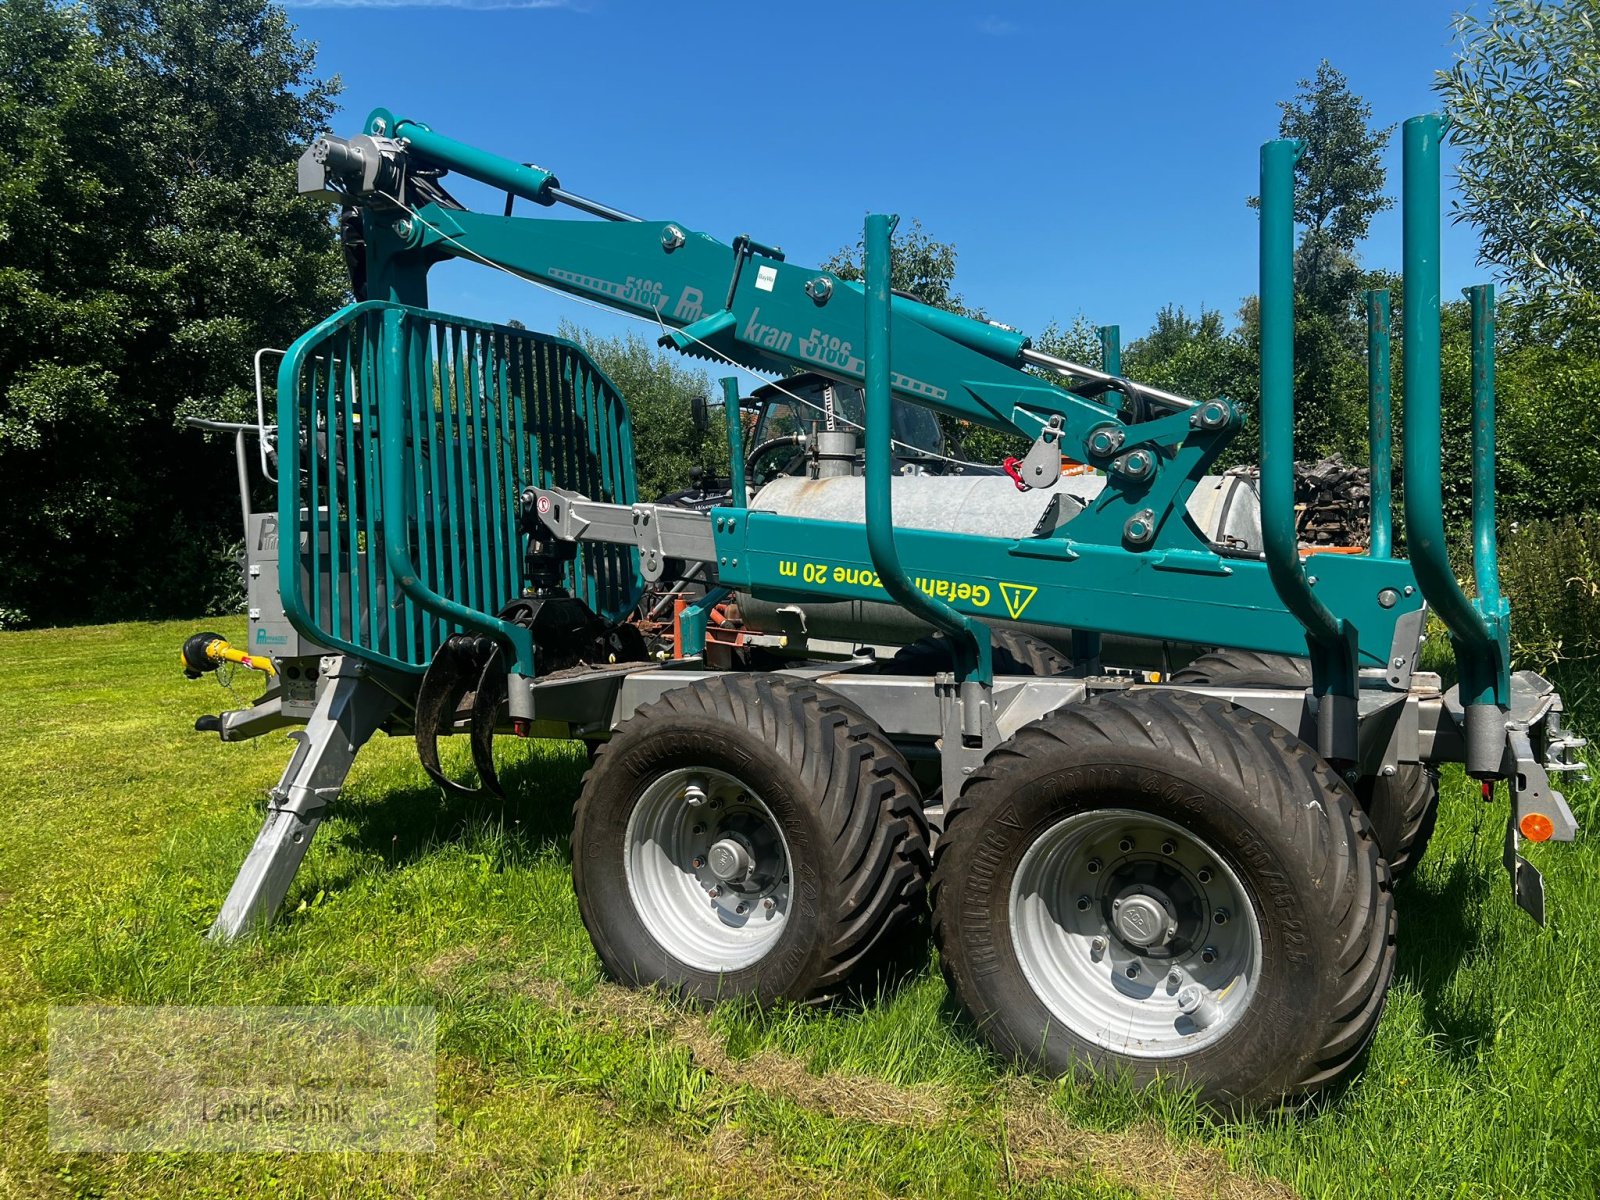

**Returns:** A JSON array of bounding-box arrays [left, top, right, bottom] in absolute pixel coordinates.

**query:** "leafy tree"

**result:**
[[823, 218, 978, 316], [560, 323, 723, 499], [1438, 0, 1600, 344], [1249, 62, 1393, 458], [1125, 305, 1261, 466], [0, 0, 345, 626]]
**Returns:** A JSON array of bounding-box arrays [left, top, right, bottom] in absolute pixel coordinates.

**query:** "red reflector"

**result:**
[[1520, 813, 1555, 843]]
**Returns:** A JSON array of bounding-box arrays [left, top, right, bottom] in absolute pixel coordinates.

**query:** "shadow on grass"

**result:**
[[1392, 850, 1498, 1058], [333, 741, 589, 869]]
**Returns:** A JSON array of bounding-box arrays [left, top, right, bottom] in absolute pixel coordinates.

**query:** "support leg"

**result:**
[[209, 657, 397, 941]]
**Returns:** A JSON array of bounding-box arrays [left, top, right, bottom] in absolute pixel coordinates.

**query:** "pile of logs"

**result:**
[[1223, 456, 1373, 549], [1294, 455, 1371, 548]]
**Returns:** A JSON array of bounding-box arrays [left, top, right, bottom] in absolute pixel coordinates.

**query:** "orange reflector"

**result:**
[[1520, 812, 1555, 842]]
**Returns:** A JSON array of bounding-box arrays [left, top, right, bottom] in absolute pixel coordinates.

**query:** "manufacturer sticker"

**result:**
[[755, 265, 778, 292]]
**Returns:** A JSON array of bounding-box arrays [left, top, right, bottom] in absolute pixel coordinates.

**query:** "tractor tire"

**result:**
[[572, 673, 929, 1004], [1169, 648, 1440, 879], [1168, 647, 1313, 688], [889, 628, 1073, 677], [932, 689, 1396, 1108], [1355, 766, 1440, 882]]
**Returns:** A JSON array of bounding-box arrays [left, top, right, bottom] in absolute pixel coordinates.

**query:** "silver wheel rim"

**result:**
[[624, 767, 792, 972], [1009, 809, 1261, 1058]]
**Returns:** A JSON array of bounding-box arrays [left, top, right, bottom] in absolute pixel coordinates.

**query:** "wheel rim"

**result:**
[[624, 767, 793, 972], [1009, 809, 1261, 1058]]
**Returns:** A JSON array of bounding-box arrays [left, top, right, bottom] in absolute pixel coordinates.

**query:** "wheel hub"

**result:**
[[624, 767, 793, 972], [707, 837, 755, 884], [1112, 891, 1173, 948], [1009, 809, 1262, 1058]]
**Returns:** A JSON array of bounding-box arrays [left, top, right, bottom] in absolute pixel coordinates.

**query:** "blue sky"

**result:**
[[282, 0, 1485, 350]]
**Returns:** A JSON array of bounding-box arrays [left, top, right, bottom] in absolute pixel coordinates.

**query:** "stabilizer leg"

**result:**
[[209, 656, 396, 941]]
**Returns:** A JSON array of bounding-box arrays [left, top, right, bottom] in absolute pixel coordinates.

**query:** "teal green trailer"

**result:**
[[180, 107, 1585, 1112]]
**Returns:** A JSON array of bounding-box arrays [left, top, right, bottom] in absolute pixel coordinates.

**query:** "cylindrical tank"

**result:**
[[736, 471, 1263, 662]]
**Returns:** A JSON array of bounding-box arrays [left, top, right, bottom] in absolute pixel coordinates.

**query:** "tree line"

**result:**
[[1, 0, 1596, 661]]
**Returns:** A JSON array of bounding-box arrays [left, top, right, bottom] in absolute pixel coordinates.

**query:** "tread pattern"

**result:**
[[1168, 647, 1313, 688], [932, 689, 1396, 1106], [888, 628, 1073, 677], [578, 673, 930, 1000], [1356, 765, 1440, 881], [1169, 649, 1440, 878]]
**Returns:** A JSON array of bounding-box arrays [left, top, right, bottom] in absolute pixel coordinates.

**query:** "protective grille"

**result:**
[[275, 301, 640, 673]]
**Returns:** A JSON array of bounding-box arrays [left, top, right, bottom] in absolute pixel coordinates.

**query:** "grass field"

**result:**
[[1, 618, 1597, 1198]]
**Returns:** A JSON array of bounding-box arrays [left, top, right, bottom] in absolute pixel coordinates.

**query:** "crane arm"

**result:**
[[298, 108, 1219, 487]]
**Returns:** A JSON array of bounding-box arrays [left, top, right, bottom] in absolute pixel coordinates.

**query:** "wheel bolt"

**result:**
[[1087, 858, 1102, 874], [736, 903, 748, 915], [1125, 962, 1141, 979], [707, 886, 720, 899], [691, 824, 705, 836], [1201, 946, 1218, 964], [1197, 868, 1213, 884], [1161, 840, 1176, 856], [1076, 895, 1092, 911], [1119, 837, 1134, 853], [1090, 936, 1108, 960], [692, 856, 706, 869], [763, 897, 776, 911], [1213, 908, 1229, 926], [1167, 969, 1182, 987]]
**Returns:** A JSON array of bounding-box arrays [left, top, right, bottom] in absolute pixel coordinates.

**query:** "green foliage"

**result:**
[[1439, 0, 1600, 345], [559, 322, 722, 499], [1500, 515, 1600, 668], [822, 217, 976, 316], [0, 0, 345, 626], [1123, 305, 1262, 465], [1244, 62, 1392, 461]]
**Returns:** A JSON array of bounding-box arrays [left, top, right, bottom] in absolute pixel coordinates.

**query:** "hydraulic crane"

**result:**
[[177, 107, 1584, 1109]]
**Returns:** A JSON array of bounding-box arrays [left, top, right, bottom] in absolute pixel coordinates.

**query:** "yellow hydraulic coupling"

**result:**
[[180, 631, 277, 678]]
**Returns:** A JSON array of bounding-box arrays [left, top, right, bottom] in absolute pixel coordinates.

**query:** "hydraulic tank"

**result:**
[[738, 471, 1264, 659]]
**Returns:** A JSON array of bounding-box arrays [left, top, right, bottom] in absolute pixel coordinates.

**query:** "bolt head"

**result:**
[[1086, 858, 1102, 874], [1161, 840, 1176, 856], [1119, 837, 1134, 853], [1201, 945, 1218, 964], [691, 824, 705, 835], [1196, 868, 1213, 884], [1089, 936, 1108, 959], [1076, 895, 1092, 911], [763, 897, 776, 911], [735, 903, 748, 915], [691, 856, 706, 870], [707, 887, 720, 899], [1213, 908, 1229, 926], [1167, 969, 1182, 987], [1125, 962, 1141, 979], [1378, 588, 1400, 609]]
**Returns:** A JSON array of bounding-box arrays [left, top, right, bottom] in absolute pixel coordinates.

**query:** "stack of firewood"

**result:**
[[1294, 455, 1371, 548], [1222, 457, 1373, 549]]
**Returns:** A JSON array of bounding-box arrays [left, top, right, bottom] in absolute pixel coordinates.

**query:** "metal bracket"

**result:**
[[208, 656, 397, 941], [1015, 416, 1066, 491], [1501, 725, 1581, 926], [1385, 603, 1427, 690], [529, 487, 717, 582]]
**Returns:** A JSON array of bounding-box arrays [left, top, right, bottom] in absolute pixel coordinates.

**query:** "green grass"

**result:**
[[1, 619, 1596, 1198]]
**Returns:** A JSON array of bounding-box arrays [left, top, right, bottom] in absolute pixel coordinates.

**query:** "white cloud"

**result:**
[[976, 16, 1018, 36]]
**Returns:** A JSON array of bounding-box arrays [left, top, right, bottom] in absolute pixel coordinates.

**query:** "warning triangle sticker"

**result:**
[[998, 582, 1038, 620]]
